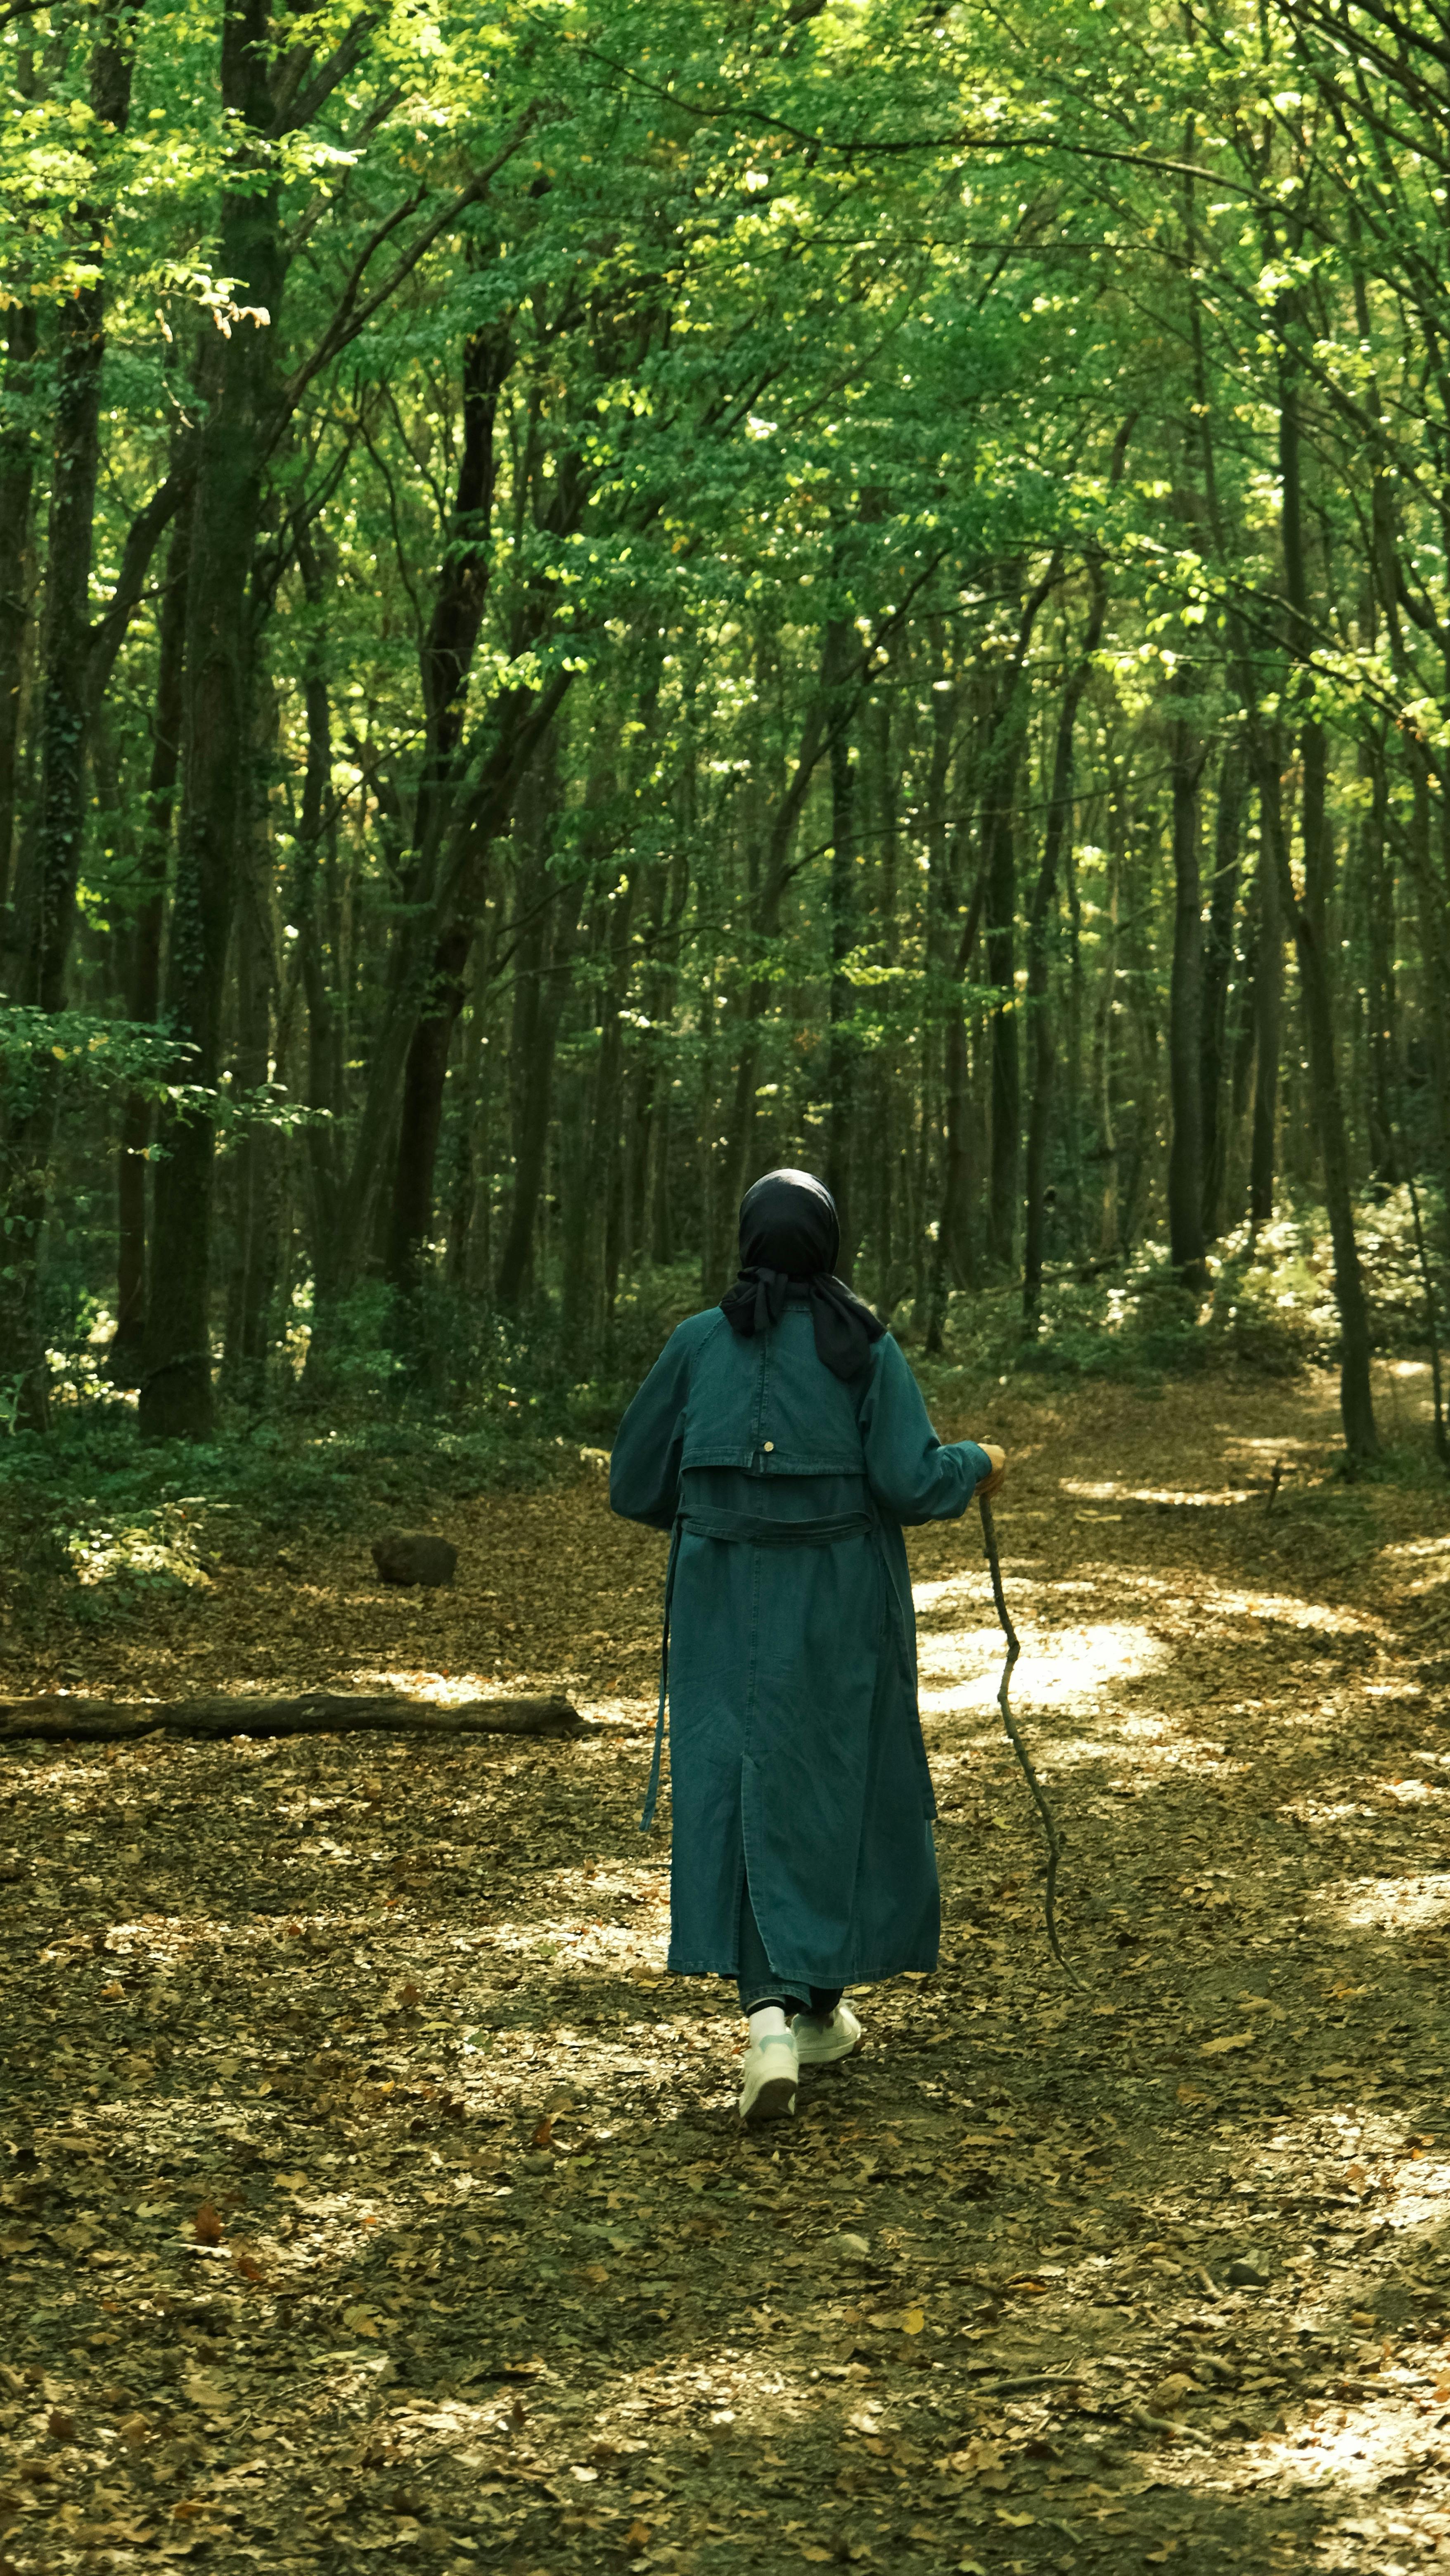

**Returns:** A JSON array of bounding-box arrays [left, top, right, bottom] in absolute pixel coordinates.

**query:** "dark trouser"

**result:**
[[737, 1878, 843, 2021]]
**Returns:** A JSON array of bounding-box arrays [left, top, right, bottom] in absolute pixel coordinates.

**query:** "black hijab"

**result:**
[[719, 1168, 886, 1382]]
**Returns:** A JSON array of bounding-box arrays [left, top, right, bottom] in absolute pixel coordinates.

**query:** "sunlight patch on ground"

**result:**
[[1379, 1534, 1450, 1598], [915, 1618, 1166, 1717], [348, 1668, 532, 1703], [1061, 1477, 1255, 1508], [1125, 1571, 1383, 1637], [1311, 1874, 1450, 1934]]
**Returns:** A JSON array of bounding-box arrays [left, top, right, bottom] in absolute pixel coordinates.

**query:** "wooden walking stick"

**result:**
[[979, 1494, 1082, 1985]]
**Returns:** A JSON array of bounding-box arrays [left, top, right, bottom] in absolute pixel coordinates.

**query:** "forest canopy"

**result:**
[[2, 0, 1448, 1464]]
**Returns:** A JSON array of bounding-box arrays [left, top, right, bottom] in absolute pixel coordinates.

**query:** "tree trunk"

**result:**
[[383, 322, 510, 1307], [1248, 766, 1282, 1229], [0, 7, 139, 1425], [385, 905, 477, 1305], [109, 500, 192, 1383], [582, 862, 637, 1347], [1199, 738, 1245, 1241], [140, 0, 284, 1439], [292, 527, 349, 1390], [985, 780, 1021, 1277], [1275, 354, 1377, 1460], [494, 749, 579, 1307], [0, 303, 38, 924], [445, 948, 487, 1293], [1023, 559, 1107, 1318], [221, 682, 279, 1406], [824, 618, 858, 1273], [1361, 732, 1399, 1186], [1166, 666, 1208, 1288], [867, 697, 900, 1316], [983, 558, 1058, 1274], [922, 672, 963, 1355]]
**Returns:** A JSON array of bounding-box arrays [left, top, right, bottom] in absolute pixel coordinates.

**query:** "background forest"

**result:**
[[4, 0, 1450, 1499]]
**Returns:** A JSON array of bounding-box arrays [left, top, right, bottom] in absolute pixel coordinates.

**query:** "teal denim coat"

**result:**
[[609, 1304, 990, 1993]]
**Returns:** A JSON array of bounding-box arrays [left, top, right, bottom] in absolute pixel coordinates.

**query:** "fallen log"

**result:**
[[0, 1693, 583, 1748]]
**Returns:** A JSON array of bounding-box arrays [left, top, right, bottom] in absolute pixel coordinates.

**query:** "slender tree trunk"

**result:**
[[0, 304, 38, 925], [109, 498, 192, 1382], [445, 948, 487, 1294], [922, 670, 963, 1354], [1200, 738, 1245, 1241], [292, 529, 350, 1391], [0, 5, 139, 1423], [221, 786, 278, 1405], [1248, 767, 1282, 1229], [983, 559, 1058, 1274], [586, 865, 637, 1345], [1166, 666, 1208, 1288], [868, 698, 899, 1315], [494, 751, 579, 1307], [1361, 733, 1399, 1185], [1400, 752, 1450, 1218], [985, 779, 1021, 1276], [824, 618, 858, 1274], [1023, 558, 1108, 1318]]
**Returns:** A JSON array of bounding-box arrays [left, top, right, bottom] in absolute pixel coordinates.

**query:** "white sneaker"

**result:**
[[739, 2030, 799, 2123], [792, 2002, 863, 2066]]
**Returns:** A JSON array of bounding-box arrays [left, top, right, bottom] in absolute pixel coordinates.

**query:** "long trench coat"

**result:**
[[609, 1301, 990, 1994]]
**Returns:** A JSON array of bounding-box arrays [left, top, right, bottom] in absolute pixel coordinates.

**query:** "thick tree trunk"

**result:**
[[140, 0, 284, 1439], [386, 907, 476, 1303], [1276, 358, 1377, 1460], [383, 324, 510, 1305]]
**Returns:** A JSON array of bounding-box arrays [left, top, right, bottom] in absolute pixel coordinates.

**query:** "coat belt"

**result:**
[[639, 1508, 877, 1831]]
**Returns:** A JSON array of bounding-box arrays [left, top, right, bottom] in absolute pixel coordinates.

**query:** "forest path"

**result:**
[[3, 1362, 1450, 2576]]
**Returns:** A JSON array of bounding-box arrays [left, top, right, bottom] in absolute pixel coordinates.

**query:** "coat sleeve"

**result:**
[[608, 1322, 694, 1532], [858, 1334, 992, 1527]]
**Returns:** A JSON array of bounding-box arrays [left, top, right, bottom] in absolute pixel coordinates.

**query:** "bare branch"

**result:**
[[280, 105, 538, 425]]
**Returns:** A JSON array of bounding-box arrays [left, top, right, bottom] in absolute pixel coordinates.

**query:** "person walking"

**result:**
[[609, 1169, 1007, 2123]]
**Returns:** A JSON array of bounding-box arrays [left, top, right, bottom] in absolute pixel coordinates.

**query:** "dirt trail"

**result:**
[[3, 1363, 1450, 2576]]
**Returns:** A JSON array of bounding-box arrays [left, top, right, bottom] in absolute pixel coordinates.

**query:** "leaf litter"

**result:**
[[2, 1365, 1450, 2573]]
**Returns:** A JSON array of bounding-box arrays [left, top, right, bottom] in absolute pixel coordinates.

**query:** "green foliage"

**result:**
[[5, 0, 1450, 1472]]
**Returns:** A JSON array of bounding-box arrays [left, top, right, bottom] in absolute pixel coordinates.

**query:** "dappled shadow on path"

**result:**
[[2, 1366, 1450, 2574]]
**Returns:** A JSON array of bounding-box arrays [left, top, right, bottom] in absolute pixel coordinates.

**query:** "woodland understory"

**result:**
[[5, 0, 1450, 1466]]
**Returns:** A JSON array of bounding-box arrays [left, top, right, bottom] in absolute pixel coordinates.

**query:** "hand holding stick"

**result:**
[[979, 1492, 1082, 1986]]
